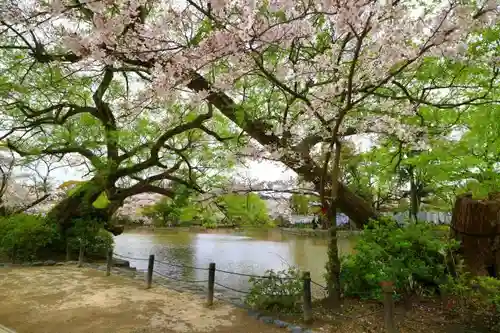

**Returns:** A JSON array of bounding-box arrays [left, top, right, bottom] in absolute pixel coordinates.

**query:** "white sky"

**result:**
[[45, 135, 373, 187]]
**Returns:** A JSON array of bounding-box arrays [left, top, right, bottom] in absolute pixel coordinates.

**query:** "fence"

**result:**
[[100, 249, 400, 332]]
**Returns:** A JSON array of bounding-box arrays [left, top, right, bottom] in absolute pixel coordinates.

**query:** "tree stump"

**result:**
[[450, 193, 500, 276]]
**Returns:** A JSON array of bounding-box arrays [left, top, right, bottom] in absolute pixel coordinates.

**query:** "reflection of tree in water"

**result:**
[[148, 232, 197, 280]]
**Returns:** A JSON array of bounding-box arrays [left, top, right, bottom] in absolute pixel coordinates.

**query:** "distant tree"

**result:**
[[289, 194, 317, 215], [218, 193, 270, 226]]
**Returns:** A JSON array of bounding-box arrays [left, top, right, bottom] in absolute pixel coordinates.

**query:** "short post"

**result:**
[[65, 240, 71, 261], [302, 271, 313, 324], [207, 262, 216, 306], [380, 281, 397, 333], [106, 248, 113, 276], [146, 254, 154, 289], [77, 239, 84, 268]]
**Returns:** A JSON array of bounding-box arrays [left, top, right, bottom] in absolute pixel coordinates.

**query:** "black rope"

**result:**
[[113, 253, 149, 261], [153, 270, 208, 284], [214, 282, 250, 294], [114, 253, 294, 280], [215, 268, 293, 279], [311, 280, 327, 289], [154, 259, 210, 271]]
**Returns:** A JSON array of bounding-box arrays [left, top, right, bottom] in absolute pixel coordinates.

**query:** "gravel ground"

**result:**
[[0, 266, 283, 333]]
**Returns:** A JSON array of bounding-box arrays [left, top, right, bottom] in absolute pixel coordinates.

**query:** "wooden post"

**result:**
[[106, 248, 113, 276], [380, 281, 397, 333], [302, 271, 313, 324], [146, 254, 154, 289], [77, 240, 84, 268], [207, 262, 216, 306], [65, 241, 71, 261]]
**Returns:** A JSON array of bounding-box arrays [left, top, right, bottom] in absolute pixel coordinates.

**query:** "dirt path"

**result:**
[[0, 266, 283, 333]]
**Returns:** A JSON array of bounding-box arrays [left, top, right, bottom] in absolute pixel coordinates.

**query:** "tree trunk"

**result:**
[[409, 167, 419, 222], [47, 181, 124, 236], [186, 73, 379, 228], [326, 208, 342, 308], [325, 142, 342, 308], [450, 193, 500, 276]]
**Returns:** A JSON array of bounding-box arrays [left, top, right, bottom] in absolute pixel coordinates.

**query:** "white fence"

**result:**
[[389, 211, 452, 224]]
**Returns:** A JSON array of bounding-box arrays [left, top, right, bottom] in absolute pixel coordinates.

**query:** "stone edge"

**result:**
[[0, 260, 317, 333]]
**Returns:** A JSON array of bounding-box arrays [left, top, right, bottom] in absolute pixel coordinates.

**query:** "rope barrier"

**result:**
[[113, 252, 294, 279], [153, 269, 209, 284], [214, 282, 250, 294], [311, 280, 327, 289], [113, 253, 149, 261], [215, 268, 293, 279], [154, 259, 210, 271]]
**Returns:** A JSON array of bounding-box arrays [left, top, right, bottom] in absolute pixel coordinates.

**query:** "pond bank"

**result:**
[[279, 228, 360, 238], [0, 265, 288, 333], [126, 225, 361, 239]]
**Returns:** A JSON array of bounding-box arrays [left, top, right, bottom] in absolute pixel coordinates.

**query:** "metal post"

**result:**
[[302, 271, 313, 323], [207, 262, 216, 306], [146, 254, 155, 289]]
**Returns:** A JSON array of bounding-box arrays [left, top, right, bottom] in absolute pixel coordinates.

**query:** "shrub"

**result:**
[[245, 267, 303, 313], [440, 274, 500, 331], [340, 218, 459, 300], [0, 214, 59, 261], [66, 218, 114, 258], [201, 221, 218, 229]]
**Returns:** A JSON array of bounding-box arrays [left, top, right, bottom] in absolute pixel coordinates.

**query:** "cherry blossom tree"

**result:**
[[2, 0, 494, 226], [1, 0, 498, 303], [0, 41, 242, 236], [0, 149, 58, 215]]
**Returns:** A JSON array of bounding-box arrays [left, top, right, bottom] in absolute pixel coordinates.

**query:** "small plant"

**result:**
[[245, 267, 303, 313]]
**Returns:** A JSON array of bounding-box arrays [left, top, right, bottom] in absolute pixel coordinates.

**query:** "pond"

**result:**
[[114, 228, 356, 296]]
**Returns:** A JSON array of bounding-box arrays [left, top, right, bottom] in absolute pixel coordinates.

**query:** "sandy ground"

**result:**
[[0, 266, 283, 333]]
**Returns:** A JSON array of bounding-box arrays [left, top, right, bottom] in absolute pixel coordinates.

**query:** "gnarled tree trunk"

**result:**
[[47, 181, 124, 236], [450, 193, 500, 276]]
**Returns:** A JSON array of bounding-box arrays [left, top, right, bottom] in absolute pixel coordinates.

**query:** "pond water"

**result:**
[[114, 228, 356, 295]]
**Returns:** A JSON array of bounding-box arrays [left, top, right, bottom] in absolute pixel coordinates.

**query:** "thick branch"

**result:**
[[6, 141, 99, 164], [114, 108, 213, 178]]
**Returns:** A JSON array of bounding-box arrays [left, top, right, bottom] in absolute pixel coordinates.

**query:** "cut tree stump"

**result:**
[[450, 193, 500, 276]]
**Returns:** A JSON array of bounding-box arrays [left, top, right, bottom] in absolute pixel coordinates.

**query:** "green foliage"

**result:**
[[201, 221, 218, 229], [66, 219, 114, 258], [85, 228, 114, 257], [289, 194, 318, 215], [141, 185, 198, 227], [340, 218, 459, 300], [142, 190, 272, 228], [245, 267, 303, 313], [0, 214, 59, 261], [440, 274, 500, 331], [218, 193, 270, 226]]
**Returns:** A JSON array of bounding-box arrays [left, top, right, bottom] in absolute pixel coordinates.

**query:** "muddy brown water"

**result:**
[[114, 228, 357, 294]]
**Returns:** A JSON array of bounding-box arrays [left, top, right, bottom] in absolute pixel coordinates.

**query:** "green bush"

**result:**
[[340, 218, 459, 300], [245, 267, 303, 313], [201, 221, 218, 229], [0, 214, 59, 261], [66, 219, 114, 258], [440, 274, 500, 331]]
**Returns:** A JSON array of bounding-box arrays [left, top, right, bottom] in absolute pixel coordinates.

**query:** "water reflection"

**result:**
[[113, 229, 355, 293]]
